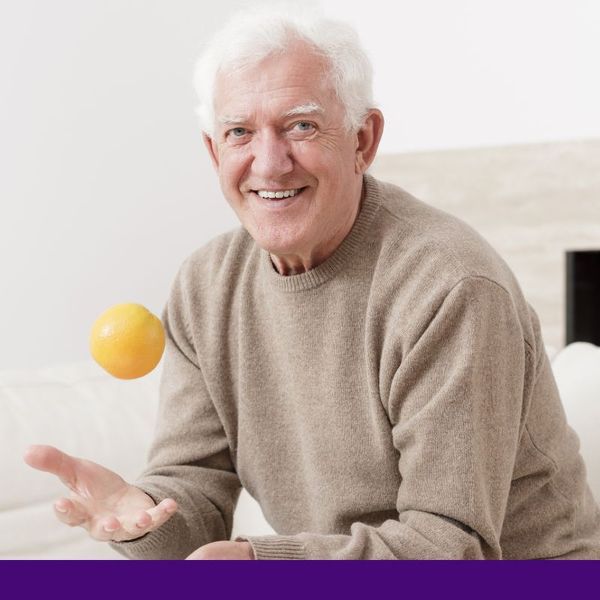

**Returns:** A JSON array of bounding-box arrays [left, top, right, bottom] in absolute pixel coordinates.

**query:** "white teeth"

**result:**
[[257, 188, 300, 199]]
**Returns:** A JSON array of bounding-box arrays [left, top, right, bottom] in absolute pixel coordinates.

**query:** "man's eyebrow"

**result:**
[[217, 115, 248, 126], [216, 103, 324, 127], [281, 103, 324, 118]]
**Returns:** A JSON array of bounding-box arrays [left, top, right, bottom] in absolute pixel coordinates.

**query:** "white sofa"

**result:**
[[1, 343, 598, 559]]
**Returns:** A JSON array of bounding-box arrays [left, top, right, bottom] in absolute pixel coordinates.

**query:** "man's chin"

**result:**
[[258, 240, 303, 258], [246, 222, 302, 251], [253, 237, 308, 265]]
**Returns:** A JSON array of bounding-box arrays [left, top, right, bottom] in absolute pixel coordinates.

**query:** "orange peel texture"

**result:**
[[90, 303, 165, 379]]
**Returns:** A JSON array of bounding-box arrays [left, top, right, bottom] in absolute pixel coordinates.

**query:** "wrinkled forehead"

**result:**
[[212, 44, 341, 124]]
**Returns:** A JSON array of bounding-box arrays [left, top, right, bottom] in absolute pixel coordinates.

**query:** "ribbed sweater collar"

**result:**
[[259, 174, 381, 292]]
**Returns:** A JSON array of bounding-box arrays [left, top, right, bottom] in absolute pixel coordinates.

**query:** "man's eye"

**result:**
[[229, 127, 248, 138], [294, 121, 314, 132]]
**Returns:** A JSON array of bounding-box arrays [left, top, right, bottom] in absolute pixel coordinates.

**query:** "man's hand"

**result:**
[[186, 541, 255, 560], [23, 444, 178, 542]]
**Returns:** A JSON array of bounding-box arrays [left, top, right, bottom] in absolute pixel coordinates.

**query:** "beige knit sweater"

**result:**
[[111, 175, 600, 560]]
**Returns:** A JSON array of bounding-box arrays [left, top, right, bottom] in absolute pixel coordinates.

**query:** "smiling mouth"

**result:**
[[250, 186, 308, 200]]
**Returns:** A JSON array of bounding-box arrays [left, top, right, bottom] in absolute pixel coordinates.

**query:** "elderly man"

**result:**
[[25, 9, 600, 560]]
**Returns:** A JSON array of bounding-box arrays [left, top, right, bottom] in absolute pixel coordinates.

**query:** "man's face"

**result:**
[[205, 42, 364, 264]]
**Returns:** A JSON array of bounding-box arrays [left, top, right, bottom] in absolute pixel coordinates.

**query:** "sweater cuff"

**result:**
[[235, 534, 306, 560]]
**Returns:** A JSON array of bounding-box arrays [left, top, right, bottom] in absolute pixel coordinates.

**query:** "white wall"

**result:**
[[0, 1, 237, 369], [321, 0, 600, 153], [1, 0, 598, 369]]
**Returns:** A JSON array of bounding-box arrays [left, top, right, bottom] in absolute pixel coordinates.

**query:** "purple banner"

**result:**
[[1, 560, 598, 599]]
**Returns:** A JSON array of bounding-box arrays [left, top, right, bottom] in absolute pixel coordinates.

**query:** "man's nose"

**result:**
[[251, 131, 294, 180]]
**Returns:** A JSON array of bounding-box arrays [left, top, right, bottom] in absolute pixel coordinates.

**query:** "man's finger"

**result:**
[[89, 516, 124, 542], [53, 497, 88, 527], [106, 498, 179, 542], [134, 510, 152, 529], [130, 498, 177, 533], [24, 445, 78, 491]]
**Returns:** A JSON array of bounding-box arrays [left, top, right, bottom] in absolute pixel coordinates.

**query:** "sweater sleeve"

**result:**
[[110, 263, 242, 559], [236, 276, 535, 559]]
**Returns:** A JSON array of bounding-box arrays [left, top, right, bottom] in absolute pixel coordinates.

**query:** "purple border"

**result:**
[[1, 561, 598, 599]]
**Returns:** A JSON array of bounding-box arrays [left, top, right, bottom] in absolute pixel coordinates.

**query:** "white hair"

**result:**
[[193, 5, 375, 136]]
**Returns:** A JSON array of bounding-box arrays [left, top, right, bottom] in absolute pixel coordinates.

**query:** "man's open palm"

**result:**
[[23, 445, 178, 542]]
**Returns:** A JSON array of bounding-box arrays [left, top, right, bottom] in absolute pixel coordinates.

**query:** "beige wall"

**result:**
[[371, 139, 600, 352]]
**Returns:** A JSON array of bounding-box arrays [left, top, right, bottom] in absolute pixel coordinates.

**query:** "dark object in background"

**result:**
[[566, 250, 600, 346]]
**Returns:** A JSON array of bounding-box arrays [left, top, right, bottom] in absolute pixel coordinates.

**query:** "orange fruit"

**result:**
[[90, 303, 165, 379]]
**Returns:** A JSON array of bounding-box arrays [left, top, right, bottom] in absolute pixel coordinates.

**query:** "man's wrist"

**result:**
[[245, 541, 256, 560]]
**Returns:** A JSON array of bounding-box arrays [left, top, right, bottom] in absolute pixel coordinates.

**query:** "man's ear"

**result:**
[[203, 133, 220, 171], [354, 109, 384, 174]]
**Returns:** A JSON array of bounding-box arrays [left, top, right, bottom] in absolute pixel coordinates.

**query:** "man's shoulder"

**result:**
[[371, 176, 543, 349], [374, 177, 519, 293], [371, 177, 541, 342]]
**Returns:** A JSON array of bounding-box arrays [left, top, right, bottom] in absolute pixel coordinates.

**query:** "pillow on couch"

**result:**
[[551, 342, 600, 502]]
